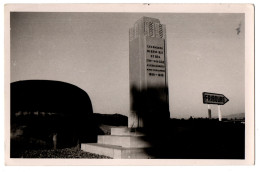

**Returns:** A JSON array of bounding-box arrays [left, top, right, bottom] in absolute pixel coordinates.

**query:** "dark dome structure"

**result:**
[[11, 80, 97, 157]]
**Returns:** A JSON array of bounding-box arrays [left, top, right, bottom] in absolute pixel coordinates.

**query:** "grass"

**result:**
[[14, 147, 112, 159]]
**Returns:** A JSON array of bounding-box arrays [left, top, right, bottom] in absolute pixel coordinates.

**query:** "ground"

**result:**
[[13, 147, 112, 159]]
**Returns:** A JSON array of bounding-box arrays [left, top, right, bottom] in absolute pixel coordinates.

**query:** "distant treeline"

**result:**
[[94, 113, 128, 126]]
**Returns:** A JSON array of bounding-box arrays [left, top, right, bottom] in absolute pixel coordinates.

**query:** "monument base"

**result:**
[[128, 111, 144, 128], [81, 127, 153, 159]]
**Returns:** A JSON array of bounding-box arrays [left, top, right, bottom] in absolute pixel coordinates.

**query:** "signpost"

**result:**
[[202, 92, 229, 121]]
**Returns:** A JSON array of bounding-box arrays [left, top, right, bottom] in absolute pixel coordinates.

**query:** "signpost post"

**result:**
[[202, 92, 229, 121], [218, 105, 222, 121], [208, 104, 211, 119]]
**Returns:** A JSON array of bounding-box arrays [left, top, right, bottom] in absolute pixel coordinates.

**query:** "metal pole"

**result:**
[[218, 105, 222, 121], [208, 104, 211, 119]]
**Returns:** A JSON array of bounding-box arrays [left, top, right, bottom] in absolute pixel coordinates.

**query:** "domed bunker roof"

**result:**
[[11, 80, 97, 155], [11, 80, 93, 115]]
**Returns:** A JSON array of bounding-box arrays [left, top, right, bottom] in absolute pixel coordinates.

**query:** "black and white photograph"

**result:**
[[4, 4, 254, 165]]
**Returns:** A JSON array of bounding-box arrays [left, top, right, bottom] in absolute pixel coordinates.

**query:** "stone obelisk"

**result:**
[[129, 17, 170, 128]]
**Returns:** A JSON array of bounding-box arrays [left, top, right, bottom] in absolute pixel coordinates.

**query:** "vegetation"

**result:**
[[144, 118, 245, 159], [12, 147, 111, 159], [11, 113, 245, 159]]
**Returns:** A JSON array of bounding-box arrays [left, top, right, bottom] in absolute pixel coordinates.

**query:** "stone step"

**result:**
[[111, 127, 144, 136], [98, 135, 151, 148], [81, 143, 153, 159]]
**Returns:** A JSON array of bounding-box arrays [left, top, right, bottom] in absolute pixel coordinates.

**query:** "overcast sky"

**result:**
[[10, 12, 245, 118]]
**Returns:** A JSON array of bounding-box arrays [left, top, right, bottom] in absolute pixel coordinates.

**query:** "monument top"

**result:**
[[129, 16, 166, 41], [135, 16, 160, 24]]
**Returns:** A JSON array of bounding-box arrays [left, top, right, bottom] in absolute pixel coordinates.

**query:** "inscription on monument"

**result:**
[[145, 38, 166, 87], [146, 45, 165, 77]]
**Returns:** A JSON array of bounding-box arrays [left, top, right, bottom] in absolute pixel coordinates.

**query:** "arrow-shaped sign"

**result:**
[[202, 92, 229, 105]]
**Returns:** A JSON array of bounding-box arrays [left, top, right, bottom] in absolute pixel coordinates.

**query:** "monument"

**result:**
[[129, 17, 170, 128], [81, 17, 169, 158]]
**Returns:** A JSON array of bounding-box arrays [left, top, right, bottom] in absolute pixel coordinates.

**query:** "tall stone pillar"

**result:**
[[129, 17, 170, 128]]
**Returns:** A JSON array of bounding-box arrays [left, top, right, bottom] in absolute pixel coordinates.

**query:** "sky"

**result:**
[[10, 12, 245, 118]]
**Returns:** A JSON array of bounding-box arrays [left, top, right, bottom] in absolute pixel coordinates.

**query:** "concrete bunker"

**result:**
[[11, 80, 97, 157]]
